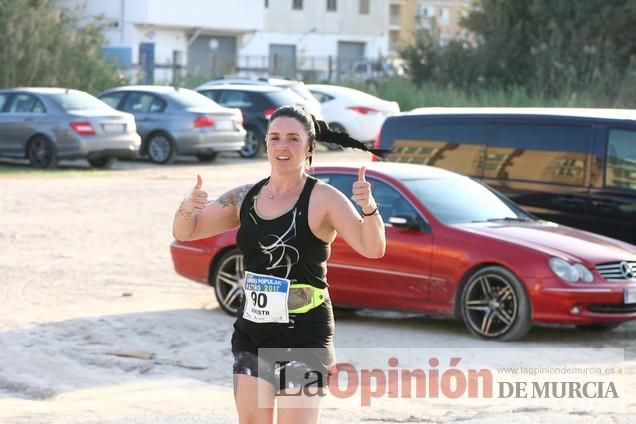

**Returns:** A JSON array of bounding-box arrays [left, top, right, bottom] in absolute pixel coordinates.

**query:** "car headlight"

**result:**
[[549, 258, 580, 282], [549, 258, 595, 283], [573, 263, 594, 282]]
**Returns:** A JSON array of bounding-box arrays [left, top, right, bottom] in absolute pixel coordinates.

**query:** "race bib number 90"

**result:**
[[242, 271, 290, 323]]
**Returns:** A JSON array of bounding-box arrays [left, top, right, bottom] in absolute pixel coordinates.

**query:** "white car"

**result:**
[[307, 84, 400, 146]]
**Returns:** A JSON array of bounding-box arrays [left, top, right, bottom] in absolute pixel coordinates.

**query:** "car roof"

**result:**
[[307, 84, 384, 100], [102, 85, 196, 94], [312, 161, 461, 181], [199, 77, 300, 87], [405, 107, 636, 121], [0, 87, 84, 94], [197, 84, 285, 92]]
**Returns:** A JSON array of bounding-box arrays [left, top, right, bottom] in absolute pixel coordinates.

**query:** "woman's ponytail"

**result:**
[[311, 116, 390, 158]]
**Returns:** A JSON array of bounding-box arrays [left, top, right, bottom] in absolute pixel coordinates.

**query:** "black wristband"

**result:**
[[361, 206, 379, 217]]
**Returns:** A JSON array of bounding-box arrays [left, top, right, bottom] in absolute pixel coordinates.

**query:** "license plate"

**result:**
[[102, 123, 125, 133], [215, 120, 234, 131], [624, 288, 636, 304]]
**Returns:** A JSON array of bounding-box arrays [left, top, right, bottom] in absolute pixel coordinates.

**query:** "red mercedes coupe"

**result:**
[[170, 162, 636, 340]]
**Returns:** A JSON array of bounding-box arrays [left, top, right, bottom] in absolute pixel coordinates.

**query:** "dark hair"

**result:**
[[268, 105, 390, 165]]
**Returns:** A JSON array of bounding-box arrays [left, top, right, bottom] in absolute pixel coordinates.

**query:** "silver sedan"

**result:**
[[0, 88, 140, 168], [98, 86, 246, 164]]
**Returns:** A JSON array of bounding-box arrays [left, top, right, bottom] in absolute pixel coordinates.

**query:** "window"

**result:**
[[439, 7, 449, 24], [606, 129, 636, 190], [98, 92, 126, 109], [199, 89, 222, 102], [387, 122, 486, 177], [219, 91, 253, 108], [359, 0, 369, 15], [167, 89, 220, 109], [121, 93, 165, 113], [292, 0, 303, 10], [0, 94, 8, 111], [8, 94, 45, 113], [315, 173, 422, 225], [487, 124, 592, 185], [309, 90, 334, 103], [267, 89, 305, 107], [327, 0, 336, 11], [51, 91, 111, 111]]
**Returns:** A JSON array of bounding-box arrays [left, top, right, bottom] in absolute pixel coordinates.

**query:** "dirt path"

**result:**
[[1, 152, 634, 423]]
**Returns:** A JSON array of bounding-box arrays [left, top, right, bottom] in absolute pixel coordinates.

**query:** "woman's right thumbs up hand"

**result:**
[[179, 175, 208, 219]]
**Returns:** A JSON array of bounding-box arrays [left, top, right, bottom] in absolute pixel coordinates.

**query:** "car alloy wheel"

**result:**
[[147, 133, 176, 164], [460, 266, 531, 341], [211, 248, 245, 316], [27, 136, 58, 169], [239, 128, 263, 158]]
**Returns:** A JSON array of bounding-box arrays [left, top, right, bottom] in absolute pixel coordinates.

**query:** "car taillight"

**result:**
[[348, 106, 380, 115], [264, 108, 276, 120], [194, 115, 215, 128], [69, 121, 96, 136]]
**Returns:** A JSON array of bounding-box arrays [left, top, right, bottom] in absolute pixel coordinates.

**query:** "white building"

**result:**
[[58, 0, 393, 84]]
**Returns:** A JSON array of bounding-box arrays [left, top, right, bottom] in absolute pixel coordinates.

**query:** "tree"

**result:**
[[0, 0, 122, 93], [401, 0, 636, 101]]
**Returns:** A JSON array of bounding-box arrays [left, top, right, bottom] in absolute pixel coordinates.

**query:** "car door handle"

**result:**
[[24, 117, 35, 122]]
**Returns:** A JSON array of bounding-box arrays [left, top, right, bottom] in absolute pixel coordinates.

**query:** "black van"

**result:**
[[377, 108, 636, 245]]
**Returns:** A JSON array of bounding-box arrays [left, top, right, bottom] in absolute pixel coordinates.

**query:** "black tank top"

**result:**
[[237, 175, 330, 288], [233, 175, 334, 349]]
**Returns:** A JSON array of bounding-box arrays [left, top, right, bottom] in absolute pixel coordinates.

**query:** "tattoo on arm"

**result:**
[[217, 184, 253, 209]]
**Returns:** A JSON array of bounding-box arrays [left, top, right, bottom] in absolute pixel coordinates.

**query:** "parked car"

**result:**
[[342, 59, 405, 84], [0, 87, 140, 169], [376, 108, 636, 245], [196, 76, 322, 118], [98, 85, 245, 164], [197, 85, 312, 158], [171, 162, 636, 341], [307, 84, 400, 147]]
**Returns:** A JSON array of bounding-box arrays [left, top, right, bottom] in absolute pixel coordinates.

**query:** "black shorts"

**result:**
[[233, 350, 333, 392]]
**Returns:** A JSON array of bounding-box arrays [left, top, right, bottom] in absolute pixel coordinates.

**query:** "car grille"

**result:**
[[595, 261, 636, 281], [587, 304, 636, 314]]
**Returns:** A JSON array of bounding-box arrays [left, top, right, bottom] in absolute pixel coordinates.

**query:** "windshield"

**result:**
[[167, 89, 222, 109], [50, 91, 112, 111], [403, 177, 532, 224], [268, 89, 307, 107], [288, 84, 315, 102]]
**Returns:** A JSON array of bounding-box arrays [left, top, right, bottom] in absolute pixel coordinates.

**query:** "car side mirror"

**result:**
[[388, 214, 421, 230]]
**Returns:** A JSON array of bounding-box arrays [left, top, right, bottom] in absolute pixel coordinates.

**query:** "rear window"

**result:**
[[167, 89, 222, 109], [267, 89, 306, 107], [50, 91, 111, 111], [287, 84, 315, 102]]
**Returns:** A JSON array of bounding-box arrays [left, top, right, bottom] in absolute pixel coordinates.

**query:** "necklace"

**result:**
[[263, 180, 303, 200]]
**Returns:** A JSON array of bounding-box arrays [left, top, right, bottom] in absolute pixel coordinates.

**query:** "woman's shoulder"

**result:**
[[217, 183, 257, 210], [311, 177, 346, 201]]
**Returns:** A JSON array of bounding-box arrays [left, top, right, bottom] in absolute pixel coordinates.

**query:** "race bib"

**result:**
[[242, 271, 290, 323]]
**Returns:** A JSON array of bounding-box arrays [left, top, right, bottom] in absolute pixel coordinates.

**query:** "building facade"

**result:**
[[58, 0, 396, 84]]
